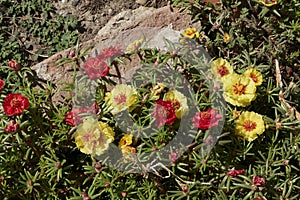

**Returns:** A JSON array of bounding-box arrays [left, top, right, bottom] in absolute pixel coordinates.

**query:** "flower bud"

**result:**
[[8, 60, 21, 71]]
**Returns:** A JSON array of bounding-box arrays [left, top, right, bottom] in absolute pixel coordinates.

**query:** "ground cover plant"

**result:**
[[0, 0, 300, 199]]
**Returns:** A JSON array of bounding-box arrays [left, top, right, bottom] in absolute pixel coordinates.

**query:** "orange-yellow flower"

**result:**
[[181, 28, 200, 39], [223, 32, 230, 43], [243, 68, 263, 86], [211, 58, 233, 79], [235, 111, 265, 142], [259, 0, 277, 7], [223, 73, 257, 107], [119, 134, 133, 149]]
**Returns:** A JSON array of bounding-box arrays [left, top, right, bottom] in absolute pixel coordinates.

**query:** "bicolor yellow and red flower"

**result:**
[[243, 68, 263, 86], [74, 118, 115, 156], [211, 58, 233, 79], [222, 73, 257, 107], [164, 90, 189, 118], [235, 111, 265, 142], [152, 99, 177, 127], [105, 84, 138, 115], [181, 28, 200, 39], [2, 93, 30, 116], [192, 108, 222, 130]]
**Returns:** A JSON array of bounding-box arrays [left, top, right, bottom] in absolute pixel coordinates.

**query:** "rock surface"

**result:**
[[31, 5, 197, 102]]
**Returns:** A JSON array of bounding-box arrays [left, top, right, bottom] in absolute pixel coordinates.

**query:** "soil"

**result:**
[[52, 0, 168, 42]]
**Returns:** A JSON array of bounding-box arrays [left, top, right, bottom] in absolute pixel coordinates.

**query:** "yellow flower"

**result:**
[[150, 83, 166, 100], [235, 111, 265, 142], [243, 68, 263, 86], [74, 118, 115, 156], [231, 109, 240, 119], [259, 0, 277, 7], [223, 73, 257, 107], [165, 90, 189, 118], [125, 38, 144, 54], [119, 134, 133, 149], [211, 58, 233, 79], [223, 32, 230, 43], [181, 28, 200, 39], [105, 84, 138, 115]]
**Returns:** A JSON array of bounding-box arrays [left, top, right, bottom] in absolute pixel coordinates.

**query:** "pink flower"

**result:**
[[2, 94, 30, 116], [4, 120, 19, 133], [192, 108, 222, 130], [152, 99, 177, 127], [252, 176, 265, 186], [83, 57, 110, 80], [169, 152, 179, 163], [227, 168, 245, 178], [0, 79, 4, 91], [8, 60, 21, 71], [98, 46, 122, 60]]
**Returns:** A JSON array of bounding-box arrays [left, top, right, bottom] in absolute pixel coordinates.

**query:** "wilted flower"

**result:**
[[211, 58, 233, 79], [223, 32, 230, 43], [105, 84, 138, 115], [83, 57, 110, 80], [169, 151, 179, 163], [125, 38, 144, 54], [65, 102, 99, 126], [181, 28, 200, 39], [8, 60, 21, 71], [4, 120, 19, 134], [165, 90, 189, 118], [243, 68, 263, 86], [252, 176, 265, 186], [98, 46, 122, 61], [192, 108, 222, 130], [152, 99, 177, 127], [223, 73, 257, 107], [2, 94, 30, 116], [259, 0, 277, 7], [150, 83, 166, 100], [74, 118, 115, 156], [235, 111, 265, 142], [227, 168, 245, 177]]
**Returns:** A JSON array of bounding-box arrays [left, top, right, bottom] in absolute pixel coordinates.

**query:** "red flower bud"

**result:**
[[8, 60, 21, 71], [0, 79, 4, 91], [252, 176, 265, 186], [4, 120, 19, 134]]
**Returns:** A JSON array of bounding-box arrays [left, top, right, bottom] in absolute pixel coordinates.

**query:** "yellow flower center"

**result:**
[[114, 94, 127, 105], [217, 65, 229, 77], [243, 120, 257, 131], [201, 111, 210, 119], [233, 83, 247, 95]]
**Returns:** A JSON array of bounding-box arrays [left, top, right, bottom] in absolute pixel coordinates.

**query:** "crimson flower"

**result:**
[[3, 94, 30, 116], [8, 60, 21, 71], [152, 99, 177, 127], [192, 108, 222, 130], [4, 120, 19, 134], [0, 79, 4, 91], [65, 102, 99, 126], [83, 57, 110, 80], [227, 168, 245, 178], [252, 176, 265, 186]]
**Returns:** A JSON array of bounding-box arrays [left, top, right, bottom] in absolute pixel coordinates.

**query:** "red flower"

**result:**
[[8, 60, 21, 71], [4, 120, 19, 133], [3, 94, 30, 116], [227, 168, 245, 178], [83, 57, 110, 80], [152, 99, 177, 127], [65, 102, 99, 126], [0, 79, 4, 91], [98, 46, 122, 60], [192, 108, 222, 130], [252, 176, 265, 186]]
